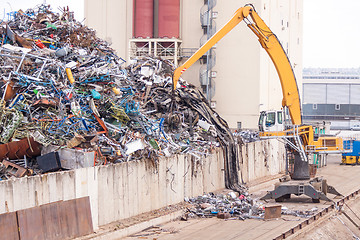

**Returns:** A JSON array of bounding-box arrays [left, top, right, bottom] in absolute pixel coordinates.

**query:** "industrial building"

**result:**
[[84, 0, 303, 129], [303, 68, 360, 129]]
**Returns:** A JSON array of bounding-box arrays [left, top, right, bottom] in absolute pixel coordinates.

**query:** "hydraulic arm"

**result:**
[[173, 5, 302, 125]]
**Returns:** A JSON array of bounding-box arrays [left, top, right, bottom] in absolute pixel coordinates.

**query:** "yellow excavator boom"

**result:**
[[172, 5, 302, 125]]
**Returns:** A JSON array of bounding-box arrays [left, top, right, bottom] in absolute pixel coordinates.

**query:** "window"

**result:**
[[313, 104, 317, 110], [237, 122, 242, 130], [335, 104, 340, 110], [277, 111, 283, 124], [266, 112, 276, 127]]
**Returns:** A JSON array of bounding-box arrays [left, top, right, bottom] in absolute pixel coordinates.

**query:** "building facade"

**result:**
[[84, 0, 303, 129], [303, 68, 360, 129]]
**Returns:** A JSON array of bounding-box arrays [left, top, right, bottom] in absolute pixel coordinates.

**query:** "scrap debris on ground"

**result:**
[[128, 225, 179, 238], [281, 206, 319, 218], [183, 191, 264, 220], [182, 191, 319, 221], [0, 3, 247, 191]]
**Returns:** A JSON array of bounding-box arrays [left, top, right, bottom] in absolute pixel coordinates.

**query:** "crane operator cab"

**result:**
[[258, 110, 284, 132]]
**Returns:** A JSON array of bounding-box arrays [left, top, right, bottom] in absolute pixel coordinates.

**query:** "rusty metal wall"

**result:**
[[17, 206, 45, 240], [0, 212, 19, 240], [9, 197, 93, 240]]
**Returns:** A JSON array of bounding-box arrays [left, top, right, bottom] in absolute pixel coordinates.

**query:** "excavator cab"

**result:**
[[258, 110, 284, 132]]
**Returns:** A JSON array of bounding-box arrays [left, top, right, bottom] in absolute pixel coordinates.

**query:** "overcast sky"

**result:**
[[0, 0, 84, 22], [303, 0, 360, 68], [1, 0, 359, 68]]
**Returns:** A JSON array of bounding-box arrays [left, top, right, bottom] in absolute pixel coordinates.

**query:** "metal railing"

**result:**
[[129, 39, 182, 65]]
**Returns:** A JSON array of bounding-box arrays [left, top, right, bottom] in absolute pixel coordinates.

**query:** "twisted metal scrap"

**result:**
[[176, 87, 246, 193]]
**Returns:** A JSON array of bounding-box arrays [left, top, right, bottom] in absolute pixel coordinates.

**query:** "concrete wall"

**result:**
[[239, 139, 286, 183], [0, 139, 285, 230]]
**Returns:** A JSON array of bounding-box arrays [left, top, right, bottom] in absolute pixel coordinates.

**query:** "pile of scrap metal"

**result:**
[[0, 4, 246, 185], [233, 130, 259, 144], [182, 192, 265, 220], [182, 192, 318, 221]]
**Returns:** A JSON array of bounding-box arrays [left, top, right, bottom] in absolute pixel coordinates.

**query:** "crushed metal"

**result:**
[[183, 192, 265, 220], [233, 130, 259, 144], [183, 192, 319, 221]]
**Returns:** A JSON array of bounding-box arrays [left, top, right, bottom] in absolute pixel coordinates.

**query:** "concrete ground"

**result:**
[[124, 154, 360, 240]]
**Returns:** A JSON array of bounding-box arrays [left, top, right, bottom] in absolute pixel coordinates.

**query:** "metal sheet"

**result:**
[[74, 197, 94, 237], [58, 199, 79, 238], [264, 205, 282, 219], [0, 212, 19, 240], [56, 197, 93, 238], [17, 197, 93, 239], [18, 206, 45, 240], [41, 202, 64, 240], [6, 25, 15, 42]]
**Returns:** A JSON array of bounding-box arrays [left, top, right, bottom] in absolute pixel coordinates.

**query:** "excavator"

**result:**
[[172, 4, 346, 202]]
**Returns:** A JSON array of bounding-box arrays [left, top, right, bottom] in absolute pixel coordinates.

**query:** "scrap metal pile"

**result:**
[[183, 192, 264, 220], [183, 192, 318, 221], [0, 4, 245, 190], [233, 130, 259, 144]]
